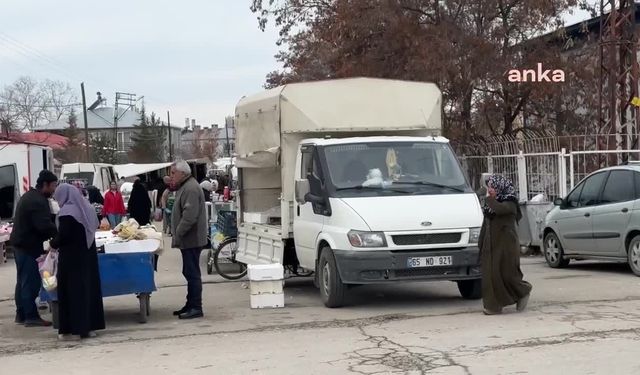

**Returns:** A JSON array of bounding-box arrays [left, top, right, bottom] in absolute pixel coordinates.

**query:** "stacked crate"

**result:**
[[247, 264, 284, 309]]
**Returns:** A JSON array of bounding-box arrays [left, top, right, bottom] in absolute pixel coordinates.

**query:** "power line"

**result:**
[[0, 101, 82, 109]]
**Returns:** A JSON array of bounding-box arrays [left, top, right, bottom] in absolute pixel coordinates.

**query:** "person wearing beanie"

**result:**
[[10, 170, 59, 327]]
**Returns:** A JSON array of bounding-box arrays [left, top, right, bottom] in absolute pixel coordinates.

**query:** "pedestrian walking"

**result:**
[[480, 174, 532, 315], [128, 180, 152, 226], [170, 160, 208, 320], [10, 170, 58, 327], [50, 184, 105, 340], [102, 181, 126, 228]]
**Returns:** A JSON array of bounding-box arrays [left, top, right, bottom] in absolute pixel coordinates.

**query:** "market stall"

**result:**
[[40, 219, 164, 325]]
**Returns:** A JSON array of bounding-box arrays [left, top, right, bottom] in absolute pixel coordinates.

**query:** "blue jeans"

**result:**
[[107, 214, 122, 228], [181, 247, 203, 310], [14, 250, 42, 321]]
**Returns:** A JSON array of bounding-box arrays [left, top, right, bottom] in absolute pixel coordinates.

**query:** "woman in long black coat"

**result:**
[[479, 175, 532, 315], [50, 183, 105, 339], [128, 180, 152, 226]]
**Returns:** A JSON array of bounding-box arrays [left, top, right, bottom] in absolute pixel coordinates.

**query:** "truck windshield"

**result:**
[[322, 142, 471, 197], [62, 172, 94, 184]]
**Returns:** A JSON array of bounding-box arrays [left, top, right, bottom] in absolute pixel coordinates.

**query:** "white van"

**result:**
[[60, 163, 118, 194]]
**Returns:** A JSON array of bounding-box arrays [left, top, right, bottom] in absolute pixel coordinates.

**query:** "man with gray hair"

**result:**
[[170, 160, 208, 319]]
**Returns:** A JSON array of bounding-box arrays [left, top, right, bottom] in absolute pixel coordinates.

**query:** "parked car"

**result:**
[[543, 164, 640, 275]]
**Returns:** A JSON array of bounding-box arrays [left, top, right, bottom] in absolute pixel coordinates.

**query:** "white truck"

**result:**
[[60, 163, 118, 194], [0, 140, 54, 197], [234, 78, 484, 307]]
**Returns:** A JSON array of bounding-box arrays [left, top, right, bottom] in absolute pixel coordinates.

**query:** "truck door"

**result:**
[[0, 164, 19, 220], [294, 146, 325, 270]]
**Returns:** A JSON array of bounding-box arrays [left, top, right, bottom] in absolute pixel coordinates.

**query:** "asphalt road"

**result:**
[[1, 243, 640, 375]]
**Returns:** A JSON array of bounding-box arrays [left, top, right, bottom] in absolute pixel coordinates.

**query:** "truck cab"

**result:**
[[292, 137, 483, 306]]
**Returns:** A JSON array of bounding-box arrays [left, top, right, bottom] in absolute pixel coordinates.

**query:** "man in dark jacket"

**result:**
[[170, 160, 208, 320], [11, 170, 58, 327]]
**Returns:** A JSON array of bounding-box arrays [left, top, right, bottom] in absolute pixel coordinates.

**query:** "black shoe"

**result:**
[[172, 306, 189, 316], [178, 309, 203, 320], [15, 315, 25, 325], [24, 318, 52, 327]]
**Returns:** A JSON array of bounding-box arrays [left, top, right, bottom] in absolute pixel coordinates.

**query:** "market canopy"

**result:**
[[114, 163, 172, 178]]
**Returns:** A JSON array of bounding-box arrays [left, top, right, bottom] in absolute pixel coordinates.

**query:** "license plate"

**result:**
[[407, 256, 453, 268]]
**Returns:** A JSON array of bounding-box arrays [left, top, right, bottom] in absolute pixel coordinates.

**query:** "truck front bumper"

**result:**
[[332, 247, 481, 284]]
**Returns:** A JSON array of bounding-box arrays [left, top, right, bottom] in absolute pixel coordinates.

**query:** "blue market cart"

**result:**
[[40, 251, 156, 327]]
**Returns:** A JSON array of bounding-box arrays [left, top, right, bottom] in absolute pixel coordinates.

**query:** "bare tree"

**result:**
[[41, 79, 77, 122], [0, 76, 79, 132]]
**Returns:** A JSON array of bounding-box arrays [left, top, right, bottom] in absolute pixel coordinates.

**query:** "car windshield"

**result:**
[[323, 141, 471, 197]]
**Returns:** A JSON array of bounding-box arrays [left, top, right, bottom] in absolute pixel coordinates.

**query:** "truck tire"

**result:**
[[457, 279, 482, 300], [318, 247, 346, 308]]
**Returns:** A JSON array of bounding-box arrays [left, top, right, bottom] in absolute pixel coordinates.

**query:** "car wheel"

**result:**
[[544, 232, 570, 268], [318, 247, 346, 308], [457, 279, 482, 300], [627, 235, 640, 276]]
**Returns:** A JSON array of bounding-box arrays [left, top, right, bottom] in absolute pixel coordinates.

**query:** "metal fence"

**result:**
[[460, 149, 640, 203]]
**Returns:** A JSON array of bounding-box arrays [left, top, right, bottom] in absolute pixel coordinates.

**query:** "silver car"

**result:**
[[543, 165, 640, 275]]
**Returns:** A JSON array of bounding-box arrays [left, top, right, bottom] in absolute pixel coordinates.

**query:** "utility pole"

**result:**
[[113, 92, 138, 155], [80, 82, 90, 161], [167, 111, 173, 161], [225, 125, 231, 157], [598, 0, 639, 162]]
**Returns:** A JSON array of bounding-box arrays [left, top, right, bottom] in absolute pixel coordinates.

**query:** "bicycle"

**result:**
[[207, 235, 247, 280]]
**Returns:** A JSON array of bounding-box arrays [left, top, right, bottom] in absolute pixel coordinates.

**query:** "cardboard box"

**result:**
[[248, 263, 284, 281], [250, 293, 285, 309], [250, 280, 284, 295]]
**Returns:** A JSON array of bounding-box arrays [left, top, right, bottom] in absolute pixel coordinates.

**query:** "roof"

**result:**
[[9, 132, 69, 149], [113, 162, 173, 178], [36, 107, 182, 131], [302, 136, 450, 146], [0, 136, 55, 149]]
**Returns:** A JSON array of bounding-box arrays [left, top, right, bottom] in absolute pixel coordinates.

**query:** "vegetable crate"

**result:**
[[217, 210, 237, 238]]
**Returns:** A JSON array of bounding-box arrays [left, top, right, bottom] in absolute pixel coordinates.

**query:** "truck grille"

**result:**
[[392, 233, 462, 246], [395, 267, 459, 278]]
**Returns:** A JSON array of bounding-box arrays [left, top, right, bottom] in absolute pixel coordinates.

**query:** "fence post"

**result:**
[[517, 151, 528, 202], [487, 155, 494, 174], [558, 148, 567, 198], [569, 151, 574, 192]]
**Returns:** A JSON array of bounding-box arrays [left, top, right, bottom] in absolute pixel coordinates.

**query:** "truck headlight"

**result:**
[[348, 231, 387, 248], [469, 227, 481, 244]]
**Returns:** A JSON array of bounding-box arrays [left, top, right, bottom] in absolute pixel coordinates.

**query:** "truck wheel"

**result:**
[[457, 279, 482, 300], [318, 247, 346, 308]]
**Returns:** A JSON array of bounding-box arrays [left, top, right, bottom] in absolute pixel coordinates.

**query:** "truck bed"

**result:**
[[236, 222, 285, 265]]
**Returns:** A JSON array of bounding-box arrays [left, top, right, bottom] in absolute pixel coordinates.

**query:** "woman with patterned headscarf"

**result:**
[[479, 174, 532, 315]]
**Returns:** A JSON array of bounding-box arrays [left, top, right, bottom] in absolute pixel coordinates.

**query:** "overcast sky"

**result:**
[[0, 1, 594, 128]]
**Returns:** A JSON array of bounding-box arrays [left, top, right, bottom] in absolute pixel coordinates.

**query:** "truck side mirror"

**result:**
[[554, 197, 564, 207], [295, 179, 310, 204]]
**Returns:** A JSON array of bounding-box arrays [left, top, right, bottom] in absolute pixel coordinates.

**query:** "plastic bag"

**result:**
[[154, 208, 163, 222], [37, 250, 58, 292], [99, 217, 111, 231]]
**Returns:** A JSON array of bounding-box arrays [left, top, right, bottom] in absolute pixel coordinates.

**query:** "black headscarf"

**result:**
[[483, 174, 522, 222]]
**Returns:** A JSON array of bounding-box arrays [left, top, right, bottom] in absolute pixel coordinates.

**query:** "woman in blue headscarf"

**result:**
[[479, 175, 532, 315], [50, 183, 105, 340]]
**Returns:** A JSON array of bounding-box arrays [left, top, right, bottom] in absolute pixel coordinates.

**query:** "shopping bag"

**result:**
[[37, 250, 58, 292], [99, 217, 111, 231], [154, 208, 163, 222]]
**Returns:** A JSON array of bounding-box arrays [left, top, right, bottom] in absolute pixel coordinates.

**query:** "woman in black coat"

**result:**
[[50, 184, 105, 340], [128, 180, 152, 226]]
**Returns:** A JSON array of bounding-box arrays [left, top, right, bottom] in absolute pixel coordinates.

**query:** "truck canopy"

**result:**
[[234, 78, 443, 235]]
